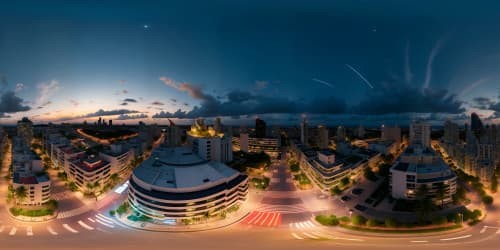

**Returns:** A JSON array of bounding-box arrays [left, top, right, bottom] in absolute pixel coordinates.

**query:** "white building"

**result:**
[[390, 145, 457, 205], [232, 133, 280, 157], [300, 117, 308, 145], [13, 172, 51, 206], [410, 120, 431, 147], [381, 125, 401, 144], [128, 146, 248, 223], [187, 118, 233, 163], [68, 154, 111, 193], [99, 143, 134, 175]]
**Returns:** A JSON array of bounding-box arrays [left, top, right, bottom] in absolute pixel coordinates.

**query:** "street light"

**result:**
[[458, 212, 463, 225], [349, 210, 353, 218]]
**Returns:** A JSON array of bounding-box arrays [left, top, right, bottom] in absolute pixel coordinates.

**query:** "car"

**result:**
[[340, 195, 352, 203], [354, 204, 367, 211], [351, 188, 364, 196]]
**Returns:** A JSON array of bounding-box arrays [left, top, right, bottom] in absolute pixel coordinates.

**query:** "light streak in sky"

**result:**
[[312, 78, 335, 89], [345, 64, 374, 89]]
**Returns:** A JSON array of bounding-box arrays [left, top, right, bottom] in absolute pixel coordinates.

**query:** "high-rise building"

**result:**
[[166, 119, 181, 147], [409, 120, 431, 147], [443, 120, 459, 144], [336, 125, 346, 142], [17, 117, 33, 145], [109, 119, 113, 127], [471, 112, 484, 137], [187, 118, 233, 163], [255, 118, 266, 138], [97, 117, 102, 127], [317, 125, 329, 149], [214, 117, 222, 133], [381, 125, 401, 144], [300, 117, 308, 145]]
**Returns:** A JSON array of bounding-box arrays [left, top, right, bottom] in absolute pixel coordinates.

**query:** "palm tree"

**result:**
[[15, 186, 27, 205], [86, 182, 94, 195], [93, 181, 101, 201], [110, 173, 120, 185]]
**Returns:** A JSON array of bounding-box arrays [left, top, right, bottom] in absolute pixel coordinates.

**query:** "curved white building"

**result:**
[[128, 146, 248, 222]]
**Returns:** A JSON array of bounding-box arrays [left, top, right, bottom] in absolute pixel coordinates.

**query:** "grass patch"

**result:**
[[339, 223, 462, 234], [10, 207, 54, 217]]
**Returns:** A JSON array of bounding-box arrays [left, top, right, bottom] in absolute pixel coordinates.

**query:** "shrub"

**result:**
[[109, 210, 116, 216], [384, 218, 398, 228], [315, 215, 339, 226], [482, 195, 493, 205], [351, 215, 367, 226], [331, 186, 342, 195], [339, 216, 350, 223], [432, 216, 448, 225], [366, 219, 379, 227]]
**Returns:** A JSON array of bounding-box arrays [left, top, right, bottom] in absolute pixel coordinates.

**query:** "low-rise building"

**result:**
[[13, 172, 51, 206], [99, 143, 134, 175], [68, 154, 111, 193], [390, 145, 457, 205], [232, 133, 280, 157]]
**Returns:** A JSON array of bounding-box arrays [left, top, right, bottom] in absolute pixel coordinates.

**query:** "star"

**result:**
[[143, 24, 149, 29]]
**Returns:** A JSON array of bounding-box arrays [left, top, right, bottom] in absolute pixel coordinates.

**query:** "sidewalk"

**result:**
[[114, 206, 250, 232]]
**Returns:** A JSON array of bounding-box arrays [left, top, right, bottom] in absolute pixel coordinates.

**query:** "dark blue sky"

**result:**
[[1, 0, 500, 126]]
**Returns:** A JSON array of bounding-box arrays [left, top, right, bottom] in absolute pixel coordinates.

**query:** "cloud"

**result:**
[[471, 97, 494, 110], [119, 80, 126, 84], [122, 89, 128, 94], [120, 102, 128, 106], [115, 113, 148, 120], [255, 80, 268, 90], [458, 78, 489, 97], [153, 89, 346, 119], [70, 100, 79, 107], [170, 98, 177, 103], [353, 82, 465, 115], [37, 101, 52, 109], [423, 36, 446, 91], [36, 80, 60, 107], [82, 109, 140, 118], [160, 76, 209, 100], [0, 91, 31, 117], [123, 98, 137, 103], [15, 83, 24, 92], [151, 101, 164, 106], [404, 41, 413, 84]]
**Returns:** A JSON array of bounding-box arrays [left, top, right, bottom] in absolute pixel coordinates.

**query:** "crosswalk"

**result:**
[[0, 213, 118, 237], [57, 206, 92, 219], [240, 211, 282, 227], [288, 220, 364, 242], [255, 205, 309, 214]]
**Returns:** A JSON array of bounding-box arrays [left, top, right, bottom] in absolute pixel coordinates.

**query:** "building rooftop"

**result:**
[[71, 154, 110, 172], [133, 146, 239, 189], [13, 172, 50, 185]]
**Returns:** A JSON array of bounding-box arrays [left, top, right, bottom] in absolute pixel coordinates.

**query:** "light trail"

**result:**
[[345, 64, 374, 89]]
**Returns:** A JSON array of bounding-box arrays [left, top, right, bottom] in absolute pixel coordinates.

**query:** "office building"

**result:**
[[128, 146, 248, 223], [410, 120, 431, 147], [255, 118, 266, 138]]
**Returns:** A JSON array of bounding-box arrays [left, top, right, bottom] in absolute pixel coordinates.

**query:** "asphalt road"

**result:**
[[1, 152, 499, 250]]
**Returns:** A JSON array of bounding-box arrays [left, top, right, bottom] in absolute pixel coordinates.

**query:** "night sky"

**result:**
[[1, 0, 500, 126]]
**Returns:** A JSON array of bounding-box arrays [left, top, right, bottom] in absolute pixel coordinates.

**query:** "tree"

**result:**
[[482, 195, 494, 205], [110, 173, 120, 185], [384, 218, 398, 228], [435, 182, 447, 208], [363, 167, 377, 182], [15, 186, 27, 205], [340, 177, 350, 188], [491, 174, 498, 193], [416, 184, 429, 201], [331, 186, 342, 195], [351, 215, 367, 226], [86, 182, 94, 194]]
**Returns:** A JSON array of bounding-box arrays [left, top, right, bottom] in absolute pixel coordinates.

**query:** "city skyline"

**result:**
[[1, 1, 500, 126]]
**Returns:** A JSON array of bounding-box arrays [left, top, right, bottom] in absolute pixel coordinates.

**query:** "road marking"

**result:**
[[305, 221, 315, 228], [26, 226, 33, 236], [302, 232, 320, 240], [78, 220, 94, 230], [291, 233, 304, 240], [248, 212, 264, 225], [480, 226, 487, 234], [88, 218, 96, 223], [266, 213, 277, 227], [259, 212, 272, 226], [496, 229, 500, 234], [47, 226, 58, 235], [0, 225, 4, 232], [96, 219, 115, 228], [96, 214, 115, 224], [63, 224, 79, 233], [411, 240, 429, 243], [440, 235, 472, 241], [9, 227, 17, 236], [273, 213, 281, 227]]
